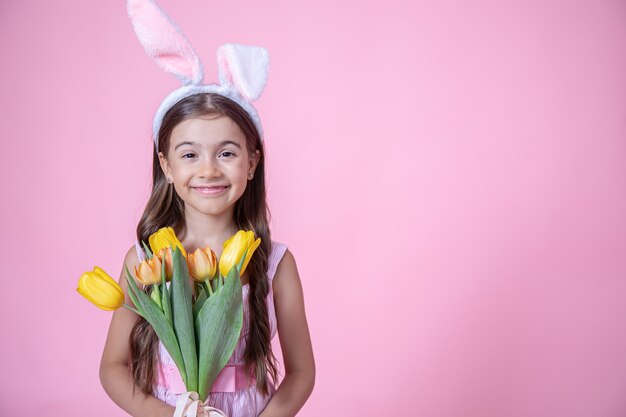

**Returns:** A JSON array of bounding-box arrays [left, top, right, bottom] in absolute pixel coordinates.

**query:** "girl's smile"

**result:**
[[191, 185, 230, 196]]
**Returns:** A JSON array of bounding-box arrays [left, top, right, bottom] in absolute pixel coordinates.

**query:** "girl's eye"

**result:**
[[219, 151, 236, 158], [182, 152, 196, 159]]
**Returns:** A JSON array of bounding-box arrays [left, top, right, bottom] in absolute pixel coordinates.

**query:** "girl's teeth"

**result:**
[[195, 186, 227, 195]]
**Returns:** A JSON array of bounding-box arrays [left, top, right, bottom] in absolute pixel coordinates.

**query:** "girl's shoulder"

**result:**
[[117, 244, 146, 292], [268, 240, 289, 282], [134, 240, 148, 262]]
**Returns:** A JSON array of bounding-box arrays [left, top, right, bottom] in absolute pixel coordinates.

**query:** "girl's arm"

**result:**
[[260, 250, 316, 417], [99, 246, 176, 417]]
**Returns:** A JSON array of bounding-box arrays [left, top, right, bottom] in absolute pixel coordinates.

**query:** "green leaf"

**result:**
[[123, 272, 144, 316], [196, 266, 243, 400], [142, 241, 153, 260], [193, 286, 208, 319], [170, 247, 198, 393], [161, 257, 172, 325], [124, 266, 187, 384], [214, 274, 221, 291]]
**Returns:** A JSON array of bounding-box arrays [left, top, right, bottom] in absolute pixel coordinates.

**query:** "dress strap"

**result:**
[[134, 240, 146, 262], [268, 241, 288, 281]]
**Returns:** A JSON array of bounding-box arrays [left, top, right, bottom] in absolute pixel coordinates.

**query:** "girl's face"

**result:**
[[158, 116, 260, 218]]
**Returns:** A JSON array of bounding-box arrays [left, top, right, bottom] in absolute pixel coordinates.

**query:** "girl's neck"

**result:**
[[178, 207, 239, 257]]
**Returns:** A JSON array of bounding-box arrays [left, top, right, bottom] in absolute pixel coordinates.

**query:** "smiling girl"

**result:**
[[97, 2, 315, 416]]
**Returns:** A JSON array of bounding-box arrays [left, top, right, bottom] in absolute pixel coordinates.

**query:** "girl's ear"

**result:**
[[248, 149, 261, 174], [127, 0, 203, 86], [158, 151, 173, 179]]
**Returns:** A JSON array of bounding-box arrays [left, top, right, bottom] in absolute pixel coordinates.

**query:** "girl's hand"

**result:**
[[196, 403, 228, 417], [195, 403, 209, 417]]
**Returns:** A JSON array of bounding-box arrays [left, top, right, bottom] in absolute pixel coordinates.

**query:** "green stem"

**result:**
[[123, 303, 141, 316], [204, 279, 213, 296]]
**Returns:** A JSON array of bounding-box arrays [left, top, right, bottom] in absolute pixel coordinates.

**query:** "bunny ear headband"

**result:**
[[126, 0, 269, 148]]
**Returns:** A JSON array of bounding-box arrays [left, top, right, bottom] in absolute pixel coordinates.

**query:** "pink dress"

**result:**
[[134, 240, 288, 417]]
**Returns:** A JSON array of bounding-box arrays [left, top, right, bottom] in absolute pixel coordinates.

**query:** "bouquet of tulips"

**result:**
[[77, 228, 260, 414]]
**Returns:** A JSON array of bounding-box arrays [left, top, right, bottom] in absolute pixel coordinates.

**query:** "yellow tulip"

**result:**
[[219, 230, 261, 277], [149, 226, 187, 258], [158, 247, 174, 281], [77, 267, 124, 311], [134, 255, 163, 285], [188, 246, 218, 282]]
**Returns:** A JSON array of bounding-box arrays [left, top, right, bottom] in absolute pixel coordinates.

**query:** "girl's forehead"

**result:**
[[170, 116, 245, 146]]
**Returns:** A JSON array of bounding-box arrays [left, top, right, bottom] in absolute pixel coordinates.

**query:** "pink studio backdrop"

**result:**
[[1, 0, 625, 416]]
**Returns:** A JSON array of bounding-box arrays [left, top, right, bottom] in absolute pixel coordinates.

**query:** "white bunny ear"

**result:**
[[217, 44, 269, 101], [127, 0, 203, 85]]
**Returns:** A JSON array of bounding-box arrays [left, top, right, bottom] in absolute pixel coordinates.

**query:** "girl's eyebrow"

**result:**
[[174, 140, 196, 150], [215, 140, 242, 149], [174, 140, 242, 150]]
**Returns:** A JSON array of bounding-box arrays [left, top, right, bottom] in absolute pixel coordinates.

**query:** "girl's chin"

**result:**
[[183, 201, 236, 217]]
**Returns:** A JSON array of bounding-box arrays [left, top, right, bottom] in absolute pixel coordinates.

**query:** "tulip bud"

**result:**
[[149, 226, 187, 258], [150, 284, 163, 310], [77, 267, 124, 311], [219, 230, 261, 278], [188, 246, 218, 282], [134, 255, 162, 285], [158, 247, 174, 281]]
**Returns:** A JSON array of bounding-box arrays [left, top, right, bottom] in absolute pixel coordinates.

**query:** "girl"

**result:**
[[100, 0, 315, 410], [99, 91, 315, 416], [101, 4, 314, 414]]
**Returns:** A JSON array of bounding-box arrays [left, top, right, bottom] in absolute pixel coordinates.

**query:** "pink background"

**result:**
[[1, 0, 626, 416]]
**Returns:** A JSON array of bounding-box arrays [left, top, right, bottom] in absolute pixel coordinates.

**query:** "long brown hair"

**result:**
[[129, 93, 278, 396]]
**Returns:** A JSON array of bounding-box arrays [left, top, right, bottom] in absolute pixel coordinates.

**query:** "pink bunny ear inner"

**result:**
[[127, 0, 203, 85], [217, 44, 269, 101], [155, 53, 195, 78]]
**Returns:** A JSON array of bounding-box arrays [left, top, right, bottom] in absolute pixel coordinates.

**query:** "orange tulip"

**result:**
[[158, 247, 174, 281], [188, 246, 218, 282], [134, 255, 163, 285]]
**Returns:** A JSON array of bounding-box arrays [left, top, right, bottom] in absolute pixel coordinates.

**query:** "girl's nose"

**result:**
[[199, 158, 221, 178]]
